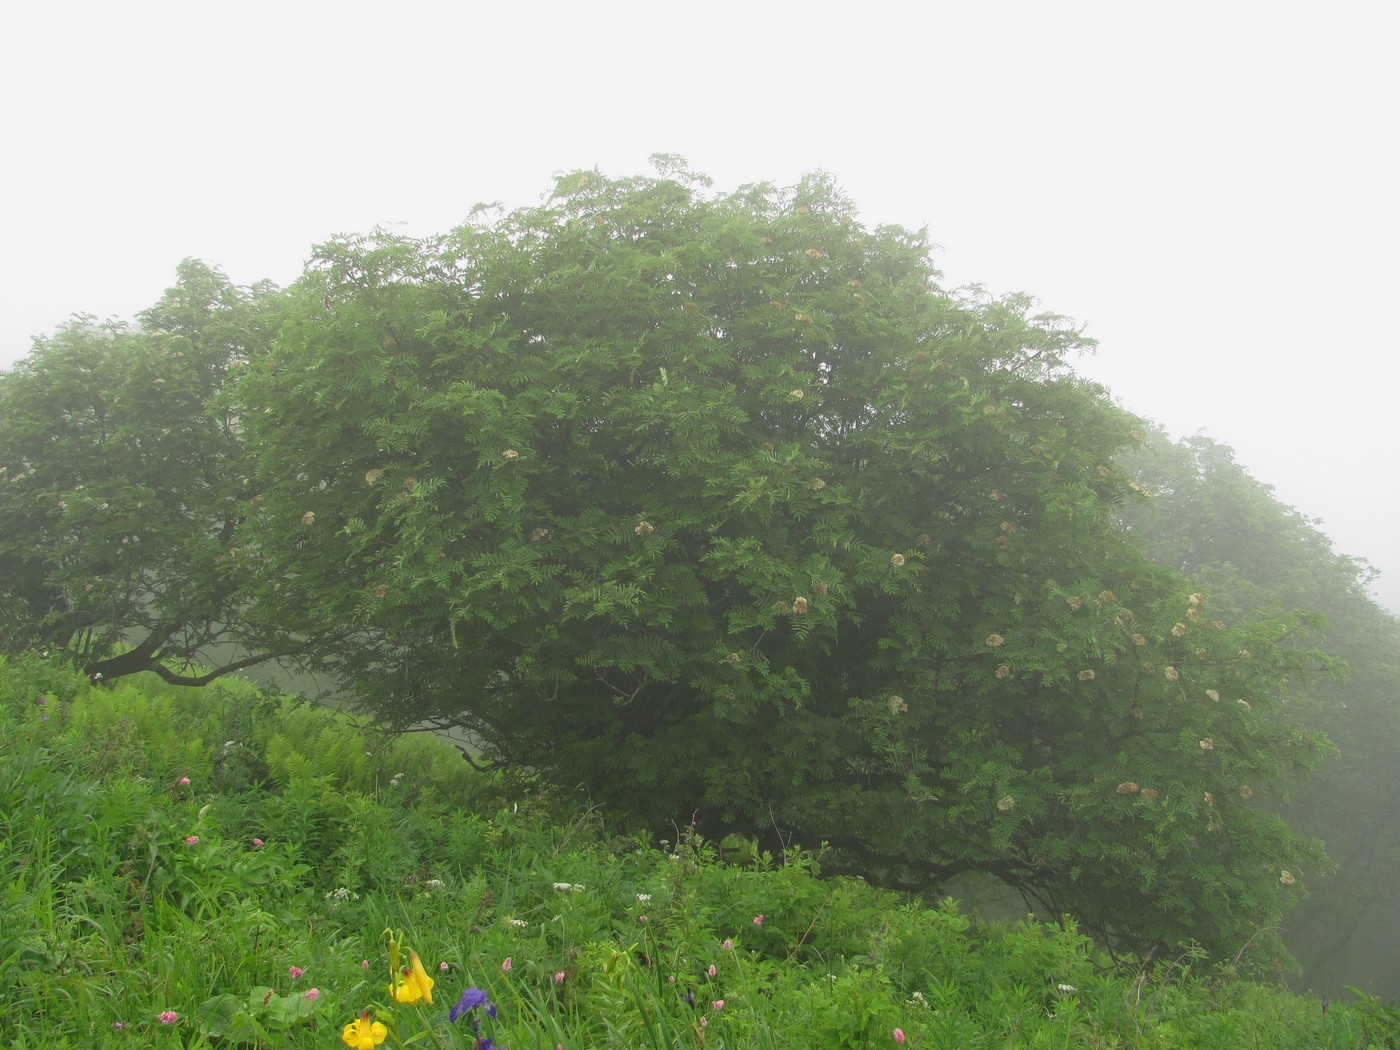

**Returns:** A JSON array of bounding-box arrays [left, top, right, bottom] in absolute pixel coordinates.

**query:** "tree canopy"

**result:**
[[0, 260, 296, 683], [212, 164, 1333, 962]]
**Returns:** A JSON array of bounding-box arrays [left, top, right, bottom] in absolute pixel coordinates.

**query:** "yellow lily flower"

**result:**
[[410, 951, 435, 1006], [388, 951, 435, 1005], [342, 1010, 387, 1049]]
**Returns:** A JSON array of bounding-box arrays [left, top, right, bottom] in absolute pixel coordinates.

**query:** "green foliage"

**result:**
[[228, 163, 1333, 960], [1, 656, 1392, 1048], [1348, 988, 1400, 1048], [196, 985, 320, 1045], [0, 160, 1352, 971], [792, 966, 897, 1048], [0, 260, 288, 683], [1121, 429, 1400, 994]]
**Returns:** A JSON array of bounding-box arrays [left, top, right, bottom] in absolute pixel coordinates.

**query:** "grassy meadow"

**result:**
[[2, 652, 1395, 1049]]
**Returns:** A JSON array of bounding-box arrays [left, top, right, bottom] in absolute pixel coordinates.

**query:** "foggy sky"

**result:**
[[2, 1, 1395, 611]]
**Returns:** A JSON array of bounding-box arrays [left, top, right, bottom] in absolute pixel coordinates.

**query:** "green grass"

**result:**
[[0, 652, 1392, 1049]]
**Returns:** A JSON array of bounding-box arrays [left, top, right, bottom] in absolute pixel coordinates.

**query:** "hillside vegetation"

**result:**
[[4, 160, 1400, 1005], [3, 654, 1394, 1049], [0, 164, 1351, 970]]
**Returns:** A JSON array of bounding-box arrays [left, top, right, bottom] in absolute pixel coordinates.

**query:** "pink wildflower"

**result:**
[[158, 1011, 179, 1025], [638, 914, 649, 923], [894, 1028, 906, 1044], [722, 938, 733, 951], [713, 999, 725, 1010], [361, 960, 369, 972], [502, 957, 513, 973], [305, 988, 319, 1000], [440, 962, 450, 972], [753, 914, 764, 925], [554, 971, 566, 983], [185, 836, 199, 845], [251, 838, 265, 847], [289, 966, 304, 979], [178, 776, 190, 786], [707, 964, 717, 977]]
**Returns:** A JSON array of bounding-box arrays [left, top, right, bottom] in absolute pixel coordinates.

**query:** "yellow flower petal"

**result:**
[[410, 952, 435, 1007], [343, 1012, 387, 1049]]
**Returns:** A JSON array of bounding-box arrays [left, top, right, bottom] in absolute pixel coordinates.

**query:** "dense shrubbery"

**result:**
[[2, 653, 1390, 1048]]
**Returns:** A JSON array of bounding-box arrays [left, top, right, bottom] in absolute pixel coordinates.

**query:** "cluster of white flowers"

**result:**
[[506, 918, 528, 928], [423, 878, 445, 890], [552, 882, 585, 892], [324, 887, 360, 908], [636, 893, 652, 903]]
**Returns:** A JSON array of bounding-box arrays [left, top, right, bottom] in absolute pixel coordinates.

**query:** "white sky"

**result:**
[[3, 1, 1396, 611]]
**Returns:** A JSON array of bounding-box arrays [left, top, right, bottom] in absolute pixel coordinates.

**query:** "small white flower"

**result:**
[[552, 882, 584, 892], [636, 893, 652, 903], [507, 918, 528, 927], [424, 879, 444, 890], [1057, 984, 1076, 993]]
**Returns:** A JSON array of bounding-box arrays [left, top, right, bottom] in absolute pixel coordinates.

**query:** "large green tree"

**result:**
[[231, 163, 1333, 962], [0, 260, 297, 683]]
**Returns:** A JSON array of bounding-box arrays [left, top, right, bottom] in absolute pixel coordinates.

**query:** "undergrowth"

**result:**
[[0, 652, 1392, 1048]]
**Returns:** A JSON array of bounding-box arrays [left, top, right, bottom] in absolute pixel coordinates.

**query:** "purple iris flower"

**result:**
[[449, 987, 498, 1023]]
